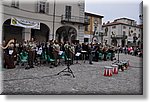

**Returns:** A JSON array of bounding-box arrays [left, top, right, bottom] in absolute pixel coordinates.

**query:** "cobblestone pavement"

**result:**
[[1, 54, 143, 95]]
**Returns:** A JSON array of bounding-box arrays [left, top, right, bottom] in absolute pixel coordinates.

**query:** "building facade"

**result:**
[[84, 12, 104, 44], [0, 0, 88, 43], [138, 1, 143, 49], [102, 18, 141, 47]]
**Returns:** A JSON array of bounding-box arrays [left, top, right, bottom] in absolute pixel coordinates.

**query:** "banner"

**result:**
[[11, 17, 40, 29]]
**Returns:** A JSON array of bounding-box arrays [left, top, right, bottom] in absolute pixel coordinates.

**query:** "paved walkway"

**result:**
[[1, 54, 143, 95]]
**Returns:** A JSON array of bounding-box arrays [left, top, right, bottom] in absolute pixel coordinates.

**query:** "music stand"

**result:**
[[81, 51, 87, 63], [112, 48, 121, 65], [58, 51, 64, 66], [75, 52, 81, 65], [57, 47, 75, 78]]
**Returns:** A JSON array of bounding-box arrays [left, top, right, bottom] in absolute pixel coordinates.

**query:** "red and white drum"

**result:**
[[111, 64, 118, 74], [104, 66, 113, 77]]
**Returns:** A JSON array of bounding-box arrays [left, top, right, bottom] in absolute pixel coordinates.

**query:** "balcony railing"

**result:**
[[61, 15, 90, 25], [111, 35, 127, 39]]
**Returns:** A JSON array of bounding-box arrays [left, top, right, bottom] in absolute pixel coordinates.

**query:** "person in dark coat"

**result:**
[[87, 43, 94, 64], [4, 43, 16, 69]]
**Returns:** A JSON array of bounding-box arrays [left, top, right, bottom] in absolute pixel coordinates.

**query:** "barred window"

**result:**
[[65, 6, 72, 19], [37, 1, 49, 14]]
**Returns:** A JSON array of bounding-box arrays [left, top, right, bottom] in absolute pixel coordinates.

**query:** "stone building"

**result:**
[[0, 0, 88, 43], [84, 12, 104, 44], [102, 18, 141, 47]]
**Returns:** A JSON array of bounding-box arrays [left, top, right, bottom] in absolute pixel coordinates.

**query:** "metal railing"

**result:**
[[111, 35, 127, 39], [61, 15, 90, 25]]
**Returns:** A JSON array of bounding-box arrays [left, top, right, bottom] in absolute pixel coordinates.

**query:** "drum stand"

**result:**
[[81, 51, 87, 63], [58, 56, 64, 66], [112, 48, 121, 64], [57, 48, 75, 78], [75, 53, 81, 65], [57, 62, 75, 78]]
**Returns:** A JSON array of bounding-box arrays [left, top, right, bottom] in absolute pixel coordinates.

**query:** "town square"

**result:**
[[0, 0, 143, 95]]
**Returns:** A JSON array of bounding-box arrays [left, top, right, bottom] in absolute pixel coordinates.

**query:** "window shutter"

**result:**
[[16, 0, 19, 8], [46, 2, 49, 14], [36, 1, 40, 13], [11, 0, 15, 7]]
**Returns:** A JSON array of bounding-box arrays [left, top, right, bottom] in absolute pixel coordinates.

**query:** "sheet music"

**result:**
[[59, 51, 63, 55], [37, 48, 42, 55], [9, 50, 13, 55], [81, 51, 87, 53], [75, 52, 81, 56]]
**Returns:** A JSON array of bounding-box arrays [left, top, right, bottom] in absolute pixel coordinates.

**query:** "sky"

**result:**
[[85, 0, 142, 24]]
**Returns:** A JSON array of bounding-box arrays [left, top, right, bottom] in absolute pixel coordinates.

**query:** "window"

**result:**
[[128, 30, 131, 36], [39, 1, 46, 13], [138, 34, 140, 38], [134, 28, 136, 31], [37, 1, 49, 14], [112, 26, 116, 29], [84, 38, 89, 43], [85, 25, 88, 31], [123, 31, 126, 35], [133, 33, 137, 37], [11, 0, 19, 8], [85, 15, 89, 24], [123, 26, 126, 29], [65, 6, 72, 19]]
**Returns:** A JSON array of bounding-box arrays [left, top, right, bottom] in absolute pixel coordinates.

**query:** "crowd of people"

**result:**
[[118, 45, 143, 57], [2, 38, 142, 69], [2, 38, 117, 69]]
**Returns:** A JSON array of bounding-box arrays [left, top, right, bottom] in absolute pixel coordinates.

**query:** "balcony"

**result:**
[[61, 15, 90, 25], [111, 35, 127, 39]]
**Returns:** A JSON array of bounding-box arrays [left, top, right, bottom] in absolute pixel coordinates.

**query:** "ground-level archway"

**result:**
[[3, 19, 23, 42], [2, 19, 50, 43], [56, 26, 77, 43], [31, 23, 50, 42], [111, 39, 118, 46]]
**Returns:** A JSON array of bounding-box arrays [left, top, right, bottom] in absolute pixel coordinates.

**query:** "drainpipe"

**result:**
[[52, 0, 56, 40]]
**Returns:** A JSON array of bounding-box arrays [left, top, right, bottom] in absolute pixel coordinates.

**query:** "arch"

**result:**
[[111, 39, 118, 46], [2, 19, 23, 42], [31, 23, 50, 42], [56, 26, 77, 43]]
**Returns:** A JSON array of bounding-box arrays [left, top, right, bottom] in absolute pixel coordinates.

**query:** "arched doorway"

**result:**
[[111, 39, 118, 46], [31, 23, 50, 42], [56, 26, 77, 43], [121, 39, 125, 47], [2, 19, 23, 42]]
